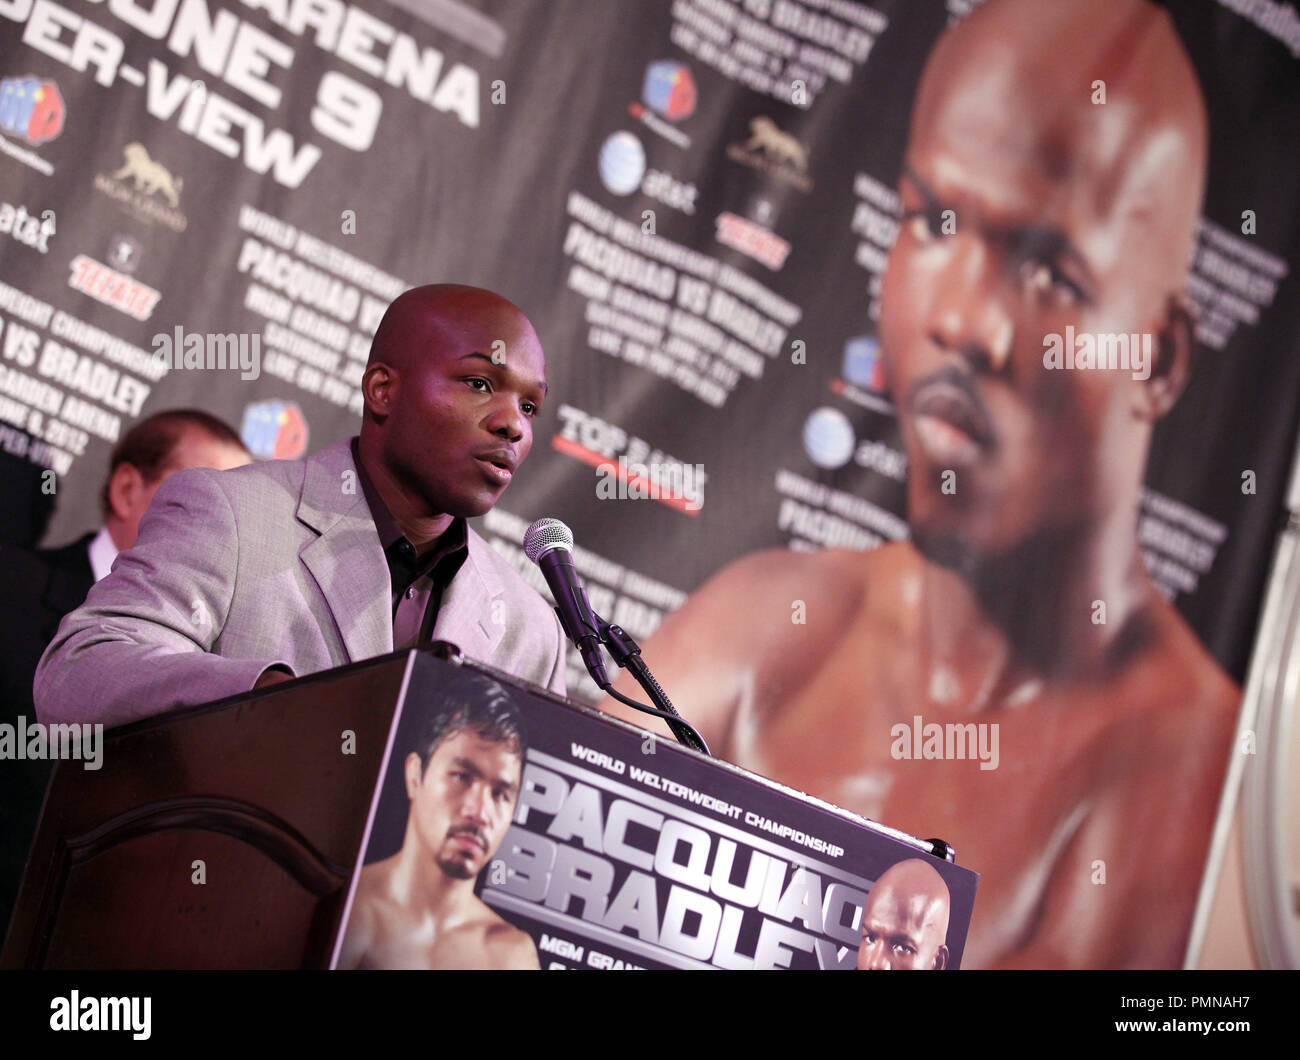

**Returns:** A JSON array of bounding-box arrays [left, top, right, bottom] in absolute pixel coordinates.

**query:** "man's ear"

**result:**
[[362, 362, 397, 420], [404, 752, 423, 797], [106, 462, 145, 521], [933, 944, 949, 970], [1136, 292, 1196, 421]]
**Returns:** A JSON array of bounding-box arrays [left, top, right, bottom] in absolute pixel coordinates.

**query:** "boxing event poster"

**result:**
[[333, 652, 977, 970], [2, 1, 1298, 967]]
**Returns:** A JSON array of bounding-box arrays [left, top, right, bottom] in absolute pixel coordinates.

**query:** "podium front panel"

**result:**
[[336, 651, 978, 970]]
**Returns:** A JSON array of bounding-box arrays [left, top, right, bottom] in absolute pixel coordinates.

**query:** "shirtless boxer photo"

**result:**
[[606, 0, 1239, 969], [340, 674, 538, 970]]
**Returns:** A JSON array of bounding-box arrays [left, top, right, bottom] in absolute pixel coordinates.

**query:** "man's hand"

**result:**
[[254, 666, 295, 689]]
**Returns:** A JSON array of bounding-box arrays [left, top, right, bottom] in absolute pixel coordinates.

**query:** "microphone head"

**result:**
[[523, 517, 574, 564]]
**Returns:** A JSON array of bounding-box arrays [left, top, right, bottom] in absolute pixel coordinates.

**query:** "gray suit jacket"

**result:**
[[34, 438, 566, 727]]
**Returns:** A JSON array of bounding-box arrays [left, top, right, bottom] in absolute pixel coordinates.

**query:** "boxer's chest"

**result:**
[[722, 645, 1121, 965]]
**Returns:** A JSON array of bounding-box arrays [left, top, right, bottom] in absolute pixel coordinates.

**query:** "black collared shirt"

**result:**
[[351, 438, 468, 648]]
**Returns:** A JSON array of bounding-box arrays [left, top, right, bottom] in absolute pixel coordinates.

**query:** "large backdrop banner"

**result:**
[[2, 0, 1298, 968]]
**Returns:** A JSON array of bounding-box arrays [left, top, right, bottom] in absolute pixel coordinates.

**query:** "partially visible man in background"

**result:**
[[0, 408, 250, 937]]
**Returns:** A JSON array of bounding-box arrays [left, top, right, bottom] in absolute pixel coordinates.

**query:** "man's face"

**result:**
[[381, 307, 547, 519], [878, 42, 1189, 563], [857, 883, 948, 970], [404, 730, 521, 880]]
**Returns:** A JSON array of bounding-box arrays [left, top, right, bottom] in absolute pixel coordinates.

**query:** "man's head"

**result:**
[[879, 0, 1207, 568], [360, 284, 547, 521], [403, 674, 527, 881], [101, 409, 251, 550], [857, 858, 952, 970]]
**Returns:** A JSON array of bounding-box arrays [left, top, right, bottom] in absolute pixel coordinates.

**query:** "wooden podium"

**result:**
[[2, 650, 413, 969], [4, 645, 979, 970]]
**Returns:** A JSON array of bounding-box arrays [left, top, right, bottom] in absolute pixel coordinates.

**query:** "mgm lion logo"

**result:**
[[726, 116, 813, 193], [111, 143, 183, 208], [742, 117, 809, 173]]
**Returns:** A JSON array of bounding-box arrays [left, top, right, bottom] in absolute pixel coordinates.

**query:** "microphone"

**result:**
[[523, 518, 611, 688]]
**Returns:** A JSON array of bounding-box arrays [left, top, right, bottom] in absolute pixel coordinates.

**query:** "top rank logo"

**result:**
[[94, 142, 187, 232]]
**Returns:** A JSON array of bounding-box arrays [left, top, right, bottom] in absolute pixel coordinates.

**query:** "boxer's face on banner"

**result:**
[[857, 880, 949, 970], [405, 730, 522, 880], [386, 305, 548, 519], [879, 11, 1203, 566]]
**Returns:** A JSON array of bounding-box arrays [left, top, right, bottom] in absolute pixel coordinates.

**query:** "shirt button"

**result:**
[[405, 586, 415, 599]]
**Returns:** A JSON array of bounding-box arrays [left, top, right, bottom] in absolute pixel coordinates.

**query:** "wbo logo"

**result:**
[[842, 335, 887, 393], [0, 76, 64, 144], [242, 400, 308, 460], [642, 61, 696, 122], [628, 61, 695, 149], [830, 335, 896, 418]]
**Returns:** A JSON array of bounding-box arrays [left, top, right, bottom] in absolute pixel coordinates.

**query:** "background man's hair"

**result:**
[[100, 409, 247, 519], [413, 672, 528, 771]]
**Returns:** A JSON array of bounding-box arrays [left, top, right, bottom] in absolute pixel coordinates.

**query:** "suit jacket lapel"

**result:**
[[431, 528, 505, 662], [296, 439, 393, 662]]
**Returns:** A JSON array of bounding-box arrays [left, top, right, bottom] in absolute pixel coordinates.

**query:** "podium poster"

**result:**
[[333, 652, 977, 970]]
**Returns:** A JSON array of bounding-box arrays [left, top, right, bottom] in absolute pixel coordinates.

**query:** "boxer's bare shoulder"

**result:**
[[337, 857, 396, 969], [602, 543, 903, 747], [479, 907, 541, 970]]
